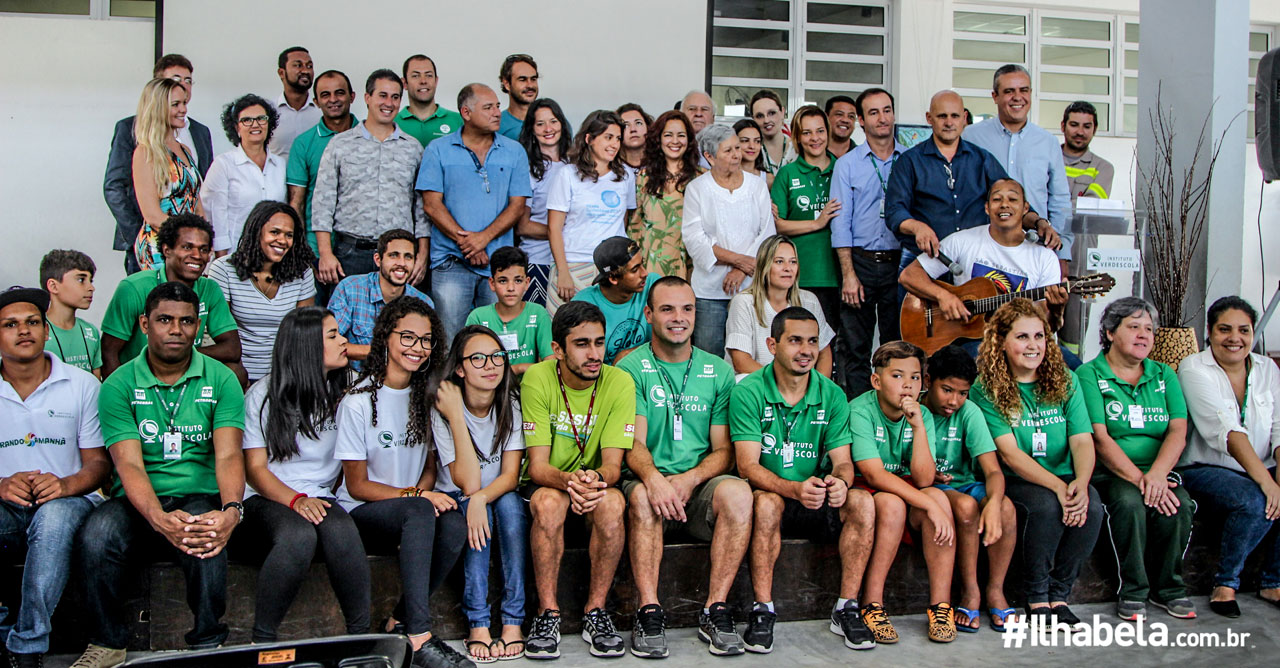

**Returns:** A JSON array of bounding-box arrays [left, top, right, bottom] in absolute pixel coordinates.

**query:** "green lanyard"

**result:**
[[869, 152, 897, 194], [1240, 382, 1249, 427], [652, 351, 693, 418]]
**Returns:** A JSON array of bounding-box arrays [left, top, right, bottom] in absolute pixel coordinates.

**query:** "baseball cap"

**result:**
[[0, 286, 50, 316], [591, 237, 641, 285]]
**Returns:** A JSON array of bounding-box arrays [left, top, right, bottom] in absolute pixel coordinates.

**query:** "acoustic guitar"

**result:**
[[900, 274, 1116, 355]]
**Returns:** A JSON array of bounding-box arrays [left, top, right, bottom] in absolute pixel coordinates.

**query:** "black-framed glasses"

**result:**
[[239, 115, 270, 127], [466, 351, 508, 368], [394, 330, 433, 350]]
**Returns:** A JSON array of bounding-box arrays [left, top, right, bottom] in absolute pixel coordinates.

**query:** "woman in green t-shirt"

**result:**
[[973, 298, 1102, 625]]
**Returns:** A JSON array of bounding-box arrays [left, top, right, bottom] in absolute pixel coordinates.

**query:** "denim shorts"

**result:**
[[935, 480, 987, 502]]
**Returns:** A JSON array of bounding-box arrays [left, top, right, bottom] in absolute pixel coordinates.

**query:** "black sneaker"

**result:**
[[742, 605, 776, 654], [830, 603, 875, 650], [7, 652, 42, 668], [412, 637, 475, 668], [581, 607, 625, 658], [1051, 604, 1082, 626], [697, 602, 745, 656], [630, 604, 668, 658], [526, 610, 562, 660]]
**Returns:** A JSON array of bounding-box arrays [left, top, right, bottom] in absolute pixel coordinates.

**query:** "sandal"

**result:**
[[498, 639, 525, 661], [988, 607, 1017, 633], [466, 639, 497, 664], [954, 606, 980, 633], [926, 603, 957, 643]]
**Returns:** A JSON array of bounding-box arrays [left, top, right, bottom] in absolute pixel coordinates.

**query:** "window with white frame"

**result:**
[[710, 0, 891, 118], [0, 0, 153, 18]]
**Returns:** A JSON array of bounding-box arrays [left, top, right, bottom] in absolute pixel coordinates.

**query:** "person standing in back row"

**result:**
[[397, 54, 464, 148], [269, 47, 320, 161], [498, 55, 539, 141]]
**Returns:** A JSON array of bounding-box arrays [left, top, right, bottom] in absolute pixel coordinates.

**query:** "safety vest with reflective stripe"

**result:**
[[1064, 165, 1109, 199]]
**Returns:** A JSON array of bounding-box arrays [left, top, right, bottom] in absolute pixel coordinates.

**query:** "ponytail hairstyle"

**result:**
[[262, 306, 351, 462], [351, 297, 446, 448]]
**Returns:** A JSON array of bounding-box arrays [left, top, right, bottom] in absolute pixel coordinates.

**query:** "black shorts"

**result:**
[[780, 497, 844, 543]]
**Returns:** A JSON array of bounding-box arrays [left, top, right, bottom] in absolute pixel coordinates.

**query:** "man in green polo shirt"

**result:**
[[286, 69, 357, 256], [616, 276, 750, 658], [465, 246, 552, 375], [520, 301, 635, 659], [100, 214, 243, 385], [396, 54, 464, 149], [73, 281, 245, 667], [730, 306, 875, 655]]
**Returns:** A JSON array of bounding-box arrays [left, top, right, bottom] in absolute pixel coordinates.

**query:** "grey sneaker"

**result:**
[[631, 604, 668, 658], [1116, 599, 1146, 621], [68, 645, 125, 668], [697, 602, 745, 656], [526, 610, 562, 660], [581, 607, 625, 658], [1150, 597, 1198, 619], [742, 605, 776, 654]]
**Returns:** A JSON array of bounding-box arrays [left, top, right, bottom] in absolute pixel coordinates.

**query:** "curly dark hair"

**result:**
[[568, 110, 627, 183], [156, 213, 213, 253], [641, 110, 700, 198], [229, 201, 317, 283], [518, 98, 572, 181], [351, 296, 446, 448], [220, 93, 278, 147]]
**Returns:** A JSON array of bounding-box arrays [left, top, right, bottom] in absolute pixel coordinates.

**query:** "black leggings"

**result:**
[[1006, 475, 1103, 603], [239, 495, 372, 642], [349, 497, 466, 636]]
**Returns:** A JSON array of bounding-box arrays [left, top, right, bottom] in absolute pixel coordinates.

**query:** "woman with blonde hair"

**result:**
[[971, 298, 1102, 625], [132, 77, 204, 270]]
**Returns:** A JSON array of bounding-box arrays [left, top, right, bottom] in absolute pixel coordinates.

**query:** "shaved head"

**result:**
[[929, 90, 963, 113], [926, 90, 966, 146]]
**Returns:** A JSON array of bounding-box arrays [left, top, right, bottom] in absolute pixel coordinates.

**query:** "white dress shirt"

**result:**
[[1179, 349, 1280, 473], [681, 170, 775, 300], [269, 92, 322, 160], [200, 145, 287, 252]]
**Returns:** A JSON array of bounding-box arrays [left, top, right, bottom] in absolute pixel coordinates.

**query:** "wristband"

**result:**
[[399, 486, 422, 498], [288, 492, 307, 509]]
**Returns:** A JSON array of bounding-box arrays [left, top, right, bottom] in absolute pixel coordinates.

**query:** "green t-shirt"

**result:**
[[1076, 355, 1187, 474], [48, 317, 102, 373], [770, 153, 838, 289], [616, 343, 735, 476], [572, 273, 660, 364], [972, 373, 1092, 478], [465, 302, 553, 367], [100, 267, 239, 365], [729, 363, 851, 482], [519, 359, 635, 480], [927, 399, 998, 487], [848, 390, 938, 476], [98, 351, 245, 497], [396, 106, 464, 148], [285, 115, 358, 254]]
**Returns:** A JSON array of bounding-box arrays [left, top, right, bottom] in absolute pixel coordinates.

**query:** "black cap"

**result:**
[[0, 287, 50, 316], [591, 237, 641, 285]]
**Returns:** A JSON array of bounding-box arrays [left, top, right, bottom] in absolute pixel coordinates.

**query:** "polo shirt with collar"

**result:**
[[201, 144, 287, 252], [100, 266, 239, 365], [729, 363, 852, 482], [328, 271, 433, 350], [0, 353, 104, 484], [396, 105, 464, 148], [285, 115, 358, 254], [830, 141, 908, 252], [269, 92, 323, 160], [1077, 354, 1186, 474], [771, 152, 838, 289]]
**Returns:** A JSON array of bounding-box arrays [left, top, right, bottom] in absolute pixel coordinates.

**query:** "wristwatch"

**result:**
[[222, 501, 245, 524]]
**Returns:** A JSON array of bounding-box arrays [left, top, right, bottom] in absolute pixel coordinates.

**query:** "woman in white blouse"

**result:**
[[201, 93, 287, 256], [681, 124, 775, 357], [1178, 296, 1280, 618]]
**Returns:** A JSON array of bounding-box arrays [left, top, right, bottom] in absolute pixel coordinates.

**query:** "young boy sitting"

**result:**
[[39, 249, 102, 378], [849, 340, 956, 643], [465, 246, 554, 375], [921, 345, 1018, 633]]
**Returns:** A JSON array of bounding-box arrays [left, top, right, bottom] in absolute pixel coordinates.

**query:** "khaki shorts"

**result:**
[[618, 474, 740, 542]]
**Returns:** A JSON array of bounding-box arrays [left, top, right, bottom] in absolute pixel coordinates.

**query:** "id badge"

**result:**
[[878, 199, 886, 219], [1031, 430, 1048, 458], [672, 414, 684, 441], [498, 332, 519, 352], [1128, 405, 1144, 429], [781, 441, 796, 468], [162, 431, 183, 460]]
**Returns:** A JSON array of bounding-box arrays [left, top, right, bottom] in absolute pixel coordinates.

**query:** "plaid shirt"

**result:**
[[329, 272, 433, 356]]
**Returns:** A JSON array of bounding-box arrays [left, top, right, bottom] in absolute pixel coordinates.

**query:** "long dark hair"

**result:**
[[436, 325, 520, 458], [229, 201, 317, 283], [568, 110, 627, 183], [641, 110, 700, 198], [519, 98, 572, 181], [733, 118, 767, 173], [262, 307, 350, 462], [351, 297, 446, 448]]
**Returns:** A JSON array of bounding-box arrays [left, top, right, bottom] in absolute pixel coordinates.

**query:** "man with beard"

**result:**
[[1060, 101, 1114, 207], [286, 69, 357, 257], [824, 95, 858, 159], [269, 46, 320, 160], [396, 54, 463, 148], [498, 54, 539, 140], [520, 301, 635, 659], [327, 229, 432, 366], [572, 237, 659, 365]]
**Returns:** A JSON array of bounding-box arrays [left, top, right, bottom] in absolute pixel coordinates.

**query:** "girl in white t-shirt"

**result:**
[[516, 98, 573, 307], [430, 324, 528, 662], [333, 297, 470, 665]]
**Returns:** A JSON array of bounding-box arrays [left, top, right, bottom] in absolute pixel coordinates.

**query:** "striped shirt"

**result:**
[[207, 256, 316, 381]]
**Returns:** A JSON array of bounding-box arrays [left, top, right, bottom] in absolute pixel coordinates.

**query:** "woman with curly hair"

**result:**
[[515, 98, 572, 306], [200, 93, 285, 255], [333, 297, 470, 667], [970, 298, 1101, 625], [207, 200, 317, 381], [132, 77, 204, 270], [628, 110, 701, 279]]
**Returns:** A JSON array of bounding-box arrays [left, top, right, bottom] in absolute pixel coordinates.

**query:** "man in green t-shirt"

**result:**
[[73, 281, 245, 666], [571, 237, 659, 365], [465, 246, 552, 375], [730, 306, 875, 655], [520, 301, 635, 659], [616, 276, 749, 658], [100, 214, 244, 385]]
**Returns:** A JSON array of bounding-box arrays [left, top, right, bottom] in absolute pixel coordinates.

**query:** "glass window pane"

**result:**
[[1041, 72, 1110, 96], [953, 67, 993, 90], [805, 60, 883, 84], [962, 97, 998, 123], [1125, 76, 1138, 98], [954, 11, 1026, 36], [1250, 58, 1260, 78], [807, 31, 883, 56], [808, 3, 884, 27], [1248, 110, 1256, 139], [1249, 84, 1256, 106], [714, 0, 790, 22], [714, 84, 788, 117], [1124, 104, 1139, 133], [1250, 32, 1270, 53], [1040, 100, 1108, 132], [804, 89, 859, 109], [0, 0, 89, 13], [714, 26, 790, 50], [1041, 17, 1110, 41], [1124, 23, 1139, 44], [1041, 44, 1110, 68], [110, 0, 154, 17], [1124, 49, 1138, 70], [954, 39, 1025, 63], [713, 55, 789, 80]]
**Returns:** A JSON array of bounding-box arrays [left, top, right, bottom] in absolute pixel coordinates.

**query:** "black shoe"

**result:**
[[1050, 604, 1081, 626], [581, 607, 625, 658], [742, 605, 776, 654], [7, 652, 42, 668], [830, 603, 875, 650], [526, 610, 562, 660], [697, 602, 745, 656], [1210, 599, 1242, 618], [412, 637, 475, 668]]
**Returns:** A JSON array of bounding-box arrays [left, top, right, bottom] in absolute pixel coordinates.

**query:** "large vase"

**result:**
[[1150, 327, 1199, 372]]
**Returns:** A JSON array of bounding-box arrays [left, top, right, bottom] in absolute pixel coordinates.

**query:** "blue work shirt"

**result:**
[[829, 141, 909, 251], [884, 138, 1012, 255], [964, 118, 1073, 259], [415, 131, 533, 275]]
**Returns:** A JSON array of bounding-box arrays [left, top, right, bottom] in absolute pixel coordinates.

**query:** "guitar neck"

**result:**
[[965, 280, 1064, 315]]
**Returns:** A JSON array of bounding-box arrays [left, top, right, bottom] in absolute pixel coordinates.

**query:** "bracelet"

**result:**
[[288, 492, 307, 509], [399, 486, 422, 498]]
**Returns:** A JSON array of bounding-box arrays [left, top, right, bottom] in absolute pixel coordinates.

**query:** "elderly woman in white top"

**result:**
[[201, 93, 287, 256], [1178, 296, 1280, 618], [681, 124, 775, 357]]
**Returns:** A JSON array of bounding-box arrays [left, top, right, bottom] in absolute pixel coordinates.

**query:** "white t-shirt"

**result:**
[[546, 165, 637, 263], [917, 225, 1061, 291], [332, 382, 427, 510], [724, 289, 836, 370], [429, 400, 524, 495], [0, 354, 104, 494], [207, 255, 317, 381], [521, 161, 564, 266], [242, 377, 342, 500]]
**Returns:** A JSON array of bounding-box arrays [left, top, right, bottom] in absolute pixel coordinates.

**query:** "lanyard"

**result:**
[[1021, 387, 1044, 434], [51, 324, 90, 365], [869, 152, 897, 193], [555, 364, 598, 467], [653, 352, 694, 418], [1240, 381, 1249, 427], [152, 382, 188, 434]]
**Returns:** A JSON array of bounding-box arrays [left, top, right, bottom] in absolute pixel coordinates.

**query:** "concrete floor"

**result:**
[[44, 596, 1279, 667]]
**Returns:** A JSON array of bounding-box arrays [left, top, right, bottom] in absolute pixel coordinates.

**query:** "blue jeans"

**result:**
[[1181, 464, 1280, 590], [693, 298, 729, 358], [449, 491, 529, 628], [0, 497, 94, 654], [432, 256, 498, 341], [897, 246, 918, 306]]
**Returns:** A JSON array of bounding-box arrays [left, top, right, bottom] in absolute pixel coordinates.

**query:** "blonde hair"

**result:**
[[745, 235, 801, 327], [976, 298, 1073, 423], [134, 78, 186, 196]]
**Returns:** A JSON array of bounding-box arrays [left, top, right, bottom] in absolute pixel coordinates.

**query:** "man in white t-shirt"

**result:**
[[0, 288, 111, 666]]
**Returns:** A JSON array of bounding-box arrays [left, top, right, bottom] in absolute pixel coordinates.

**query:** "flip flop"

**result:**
[[466, 639, 497, 664], [988, 607, 1017, 633], [954, 607, 981, 633], [498, 638, 525, 661]]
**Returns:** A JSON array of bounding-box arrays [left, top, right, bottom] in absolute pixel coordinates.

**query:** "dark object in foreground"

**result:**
[[121, 634, 411, 668]]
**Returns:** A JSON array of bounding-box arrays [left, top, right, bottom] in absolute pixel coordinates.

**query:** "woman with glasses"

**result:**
[[131, 77, 204, 270], [200, 93, 285, 256], [431, 325, 528, 662]]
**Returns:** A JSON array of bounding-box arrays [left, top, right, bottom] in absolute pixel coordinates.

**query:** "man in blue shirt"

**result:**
[[417, 83, 532, 340], [829, 88, 908, 399], [327, 229, 432, 368]]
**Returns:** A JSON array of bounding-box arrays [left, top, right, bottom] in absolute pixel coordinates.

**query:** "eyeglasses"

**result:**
[[394, 330, 433, 350], [239, 115, 270, 127], [476, 165, 490, 194], [943, 163, 955, 191], [465, 351, 508, 368]]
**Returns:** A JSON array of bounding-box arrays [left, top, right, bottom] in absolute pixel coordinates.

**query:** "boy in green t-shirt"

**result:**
[[40, 249, 103, 378], [465, 246, 553, 375], [849, 341, 956, 644], [921, 345, 1017, 633]]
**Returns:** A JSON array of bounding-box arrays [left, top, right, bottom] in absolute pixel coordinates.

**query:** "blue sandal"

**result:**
[[954, 607, 981, 633], [988, 607, 1016, 632]]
